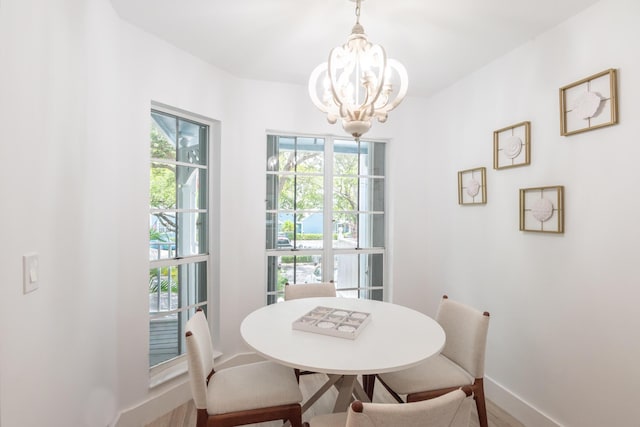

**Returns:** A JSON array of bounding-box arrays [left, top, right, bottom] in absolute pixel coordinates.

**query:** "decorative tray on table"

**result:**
[[292, 306, 371, 340]]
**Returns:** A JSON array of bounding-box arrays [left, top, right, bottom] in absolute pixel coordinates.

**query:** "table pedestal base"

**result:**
[[301, 374, 372, 414]]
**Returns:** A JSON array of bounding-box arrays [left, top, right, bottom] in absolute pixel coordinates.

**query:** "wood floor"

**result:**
[[146, 373, 524, 427]]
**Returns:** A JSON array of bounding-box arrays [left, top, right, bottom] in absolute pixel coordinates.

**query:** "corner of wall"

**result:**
[[112, 378, 191, 427], [485, 376, 563, 427]]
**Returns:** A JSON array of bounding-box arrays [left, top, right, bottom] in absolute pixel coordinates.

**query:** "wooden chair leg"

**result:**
[[362, 374, 375, 400], [196, 408, 208, 427], [473, 378, 488, 427], [375, 375, 404, 403], [289, 404, 303, 427]]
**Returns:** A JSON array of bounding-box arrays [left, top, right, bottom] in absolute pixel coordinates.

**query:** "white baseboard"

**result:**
[[112, 352, 264, 427], [485, 376, 563, 427], [113, 379, 192, 427]]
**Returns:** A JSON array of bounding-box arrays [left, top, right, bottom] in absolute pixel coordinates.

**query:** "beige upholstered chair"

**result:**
[[284, 281, 337, 381], [373, 295, 490, 427], [185, 309, 303, 427], [284, 282, 337, 300], [304, 386, 473, 427]]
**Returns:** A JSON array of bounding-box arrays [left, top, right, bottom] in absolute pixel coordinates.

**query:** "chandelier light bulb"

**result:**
[[308, 0, 408, 139]]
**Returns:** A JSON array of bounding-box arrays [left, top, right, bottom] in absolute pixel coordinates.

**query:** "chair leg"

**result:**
[[404, 377, 488, 427], [375, 375, 404, 403], [362, 374, 375, 400], [196, 408, 208, 427], [473, 378, 488, 427], [289, 404, 303, 427]]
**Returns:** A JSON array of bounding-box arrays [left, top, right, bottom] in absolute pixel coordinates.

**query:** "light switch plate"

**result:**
[[23, 252, 39, 294]]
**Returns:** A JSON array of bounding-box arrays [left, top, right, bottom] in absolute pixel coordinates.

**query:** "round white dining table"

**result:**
[[240, 297, 445, 413]]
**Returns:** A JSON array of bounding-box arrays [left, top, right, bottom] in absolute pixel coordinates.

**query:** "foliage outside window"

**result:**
[[149, 107, 209, 367], [266, 135, 386, 303]]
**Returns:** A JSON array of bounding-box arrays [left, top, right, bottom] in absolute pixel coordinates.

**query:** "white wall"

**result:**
[[1, 0, 639, 426], [0, 0, 118, 425], [388, 0, 640, 425], [0, 0, 381, 424]]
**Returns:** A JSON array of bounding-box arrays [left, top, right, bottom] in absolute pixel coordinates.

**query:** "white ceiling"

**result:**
[[109, 0, 600, 98]]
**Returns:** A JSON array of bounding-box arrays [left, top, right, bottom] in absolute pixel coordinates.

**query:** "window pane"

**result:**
[[334, 140, 358, 175], [360, 141, 385, 176], [267, 255, 323, 291], [176, 165, 206, 210], [333, 177, 358, 212], [266, 255, 286, 302], [359, 213, 385, 248], [267, 135, 280, 171], [177, 212, 207, 257], [278, 176, 295, 210], [149, 261, 207, 313], [266, 213, 278, 249], [151, 162, 176, 209], [149, 302, 207, 366], [149, 316, 180, 366], [333, 253, 383, 298], [276, 137, 295, 172], [331, 213, 384, 249], [180, 261, 208, 308], [149, 265, 179, 312], [298, 216, 324, 249], [296, 176, 323, 210], [177, 119, 207, 165], [333, 213, 357, 248], [149, 215, 176, 261], [266, 174, 278, 210], [334, 254, 356, 291], [148, 261, 207, 366], [296, 137, 324, 173], [151, 111, 177, 161], [359, 178, 384, 212], [337, 288, 383, 301]]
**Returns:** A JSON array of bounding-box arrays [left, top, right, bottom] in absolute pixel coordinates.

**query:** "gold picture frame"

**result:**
[[458, 167, 487, 205], [493, 121, 530, 170], [519, 186, 564, 233], [559, 68, 618, 136]]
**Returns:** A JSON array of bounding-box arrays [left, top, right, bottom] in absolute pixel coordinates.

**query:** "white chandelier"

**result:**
[[308, 0, 408, 139]]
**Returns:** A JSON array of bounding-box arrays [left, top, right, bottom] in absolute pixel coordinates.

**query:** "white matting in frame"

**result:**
[[458, 167, 486, 205], [493, 121, 530, 170], [559, 68, 618, 136], [519, 185, 564, 233]]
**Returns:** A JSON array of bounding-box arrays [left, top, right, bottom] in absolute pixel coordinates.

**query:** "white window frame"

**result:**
[[265, 133, 387, 303], [148, 103, 221, 383]]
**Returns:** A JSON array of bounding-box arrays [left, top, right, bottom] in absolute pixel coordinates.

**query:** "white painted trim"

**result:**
[[113, 378, 191, 427], [485, 375, 564, 427]]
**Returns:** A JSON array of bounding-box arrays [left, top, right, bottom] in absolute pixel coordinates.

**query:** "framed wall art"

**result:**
[[519, 185, 564, 233], [559, 68, 618, 136], [458, 167, 486, 205], [493, 121, 530, 170]]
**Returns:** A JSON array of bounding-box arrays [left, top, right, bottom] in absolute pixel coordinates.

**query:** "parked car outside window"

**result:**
[[277, 236, 293, 249]]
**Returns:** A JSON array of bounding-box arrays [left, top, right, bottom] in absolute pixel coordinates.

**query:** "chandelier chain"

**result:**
[[355, 0, 361, 24]]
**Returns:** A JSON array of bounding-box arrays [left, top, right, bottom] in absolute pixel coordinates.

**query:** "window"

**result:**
[[149, 107, 209, 367], [266, 134, 386, 303]]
